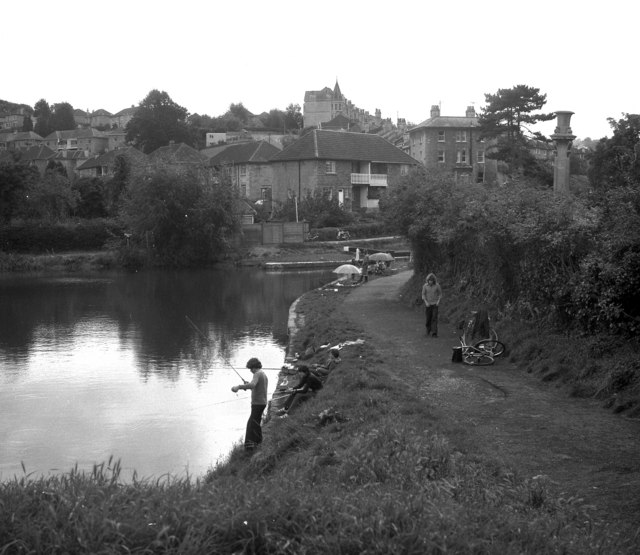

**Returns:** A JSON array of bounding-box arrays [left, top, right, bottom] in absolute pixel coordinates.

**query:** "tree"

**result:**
[[272, 190, 353, 228], [261, 109, 285, 130], [125, 90, 191, 154], [588, 113, 640, 190], [72, 177, 107, 218], [120, 166, 240, 265], [22, 114, 33, 132], [228, 103, 251, 123], [104, 153, 131, 215], [285, 103, 303, 130], [0, 158, 39, 223], [478, 85, 555, 180], [50, 102, 76, 131], [23, 170, 78, 221], [33, 99, 53, 137]]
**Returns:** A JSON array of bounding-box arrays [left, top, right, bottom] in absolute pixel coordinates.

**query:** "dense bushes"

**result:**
[[380, 166, 640, 337], [0, 219, 124, 253]]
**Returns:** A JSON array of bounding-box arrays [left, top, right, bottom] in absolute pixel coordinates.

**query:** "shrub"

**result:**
[[0, 219, 124, 253]]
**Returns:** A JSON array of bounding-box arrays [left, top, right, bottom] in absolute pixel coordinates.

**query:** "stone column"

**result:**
[[551, 111, 576, 195]]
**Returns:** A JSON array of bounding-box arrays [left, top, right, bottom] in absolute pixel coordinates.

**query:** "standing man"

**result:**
[[362, 250, 370, 282], [231, 357, 268, 451], [421, 273, 442, 337]]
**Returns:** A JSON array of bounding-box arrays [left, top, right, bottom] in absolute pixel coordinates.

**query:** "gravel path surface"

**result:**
[[340, 270, 640, 532]]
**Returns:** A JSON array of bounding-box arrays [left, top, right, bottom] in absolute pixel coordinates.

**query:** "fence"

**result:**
[[241, 222, 308, 245]]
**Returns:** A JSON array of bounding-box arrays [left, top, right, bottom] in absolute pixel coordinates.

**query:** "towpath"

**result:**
[[339, 270, 640, 532]]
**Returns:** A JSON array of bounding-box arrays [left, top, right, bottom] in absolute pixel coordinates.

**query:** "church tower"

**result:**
[[332, 80, 344, 117]]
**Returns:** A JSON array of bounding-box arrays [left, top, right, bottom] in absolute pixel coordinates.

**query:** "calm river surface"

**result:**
[[0, 267, 334, 482]]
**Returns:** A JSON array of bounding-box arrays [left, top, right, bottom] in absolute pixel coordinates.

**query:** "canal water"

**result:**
[[0, 267, 335, 482]]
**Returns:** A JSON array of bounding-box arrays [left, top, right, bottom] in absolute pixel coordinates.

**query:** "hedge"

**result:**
[[0, 219, 125, 254]]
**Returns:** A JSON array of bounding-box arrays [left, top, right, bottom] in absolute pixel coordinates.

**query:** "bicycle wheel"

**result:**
[[490, 328, 498, 341], [463, 349, 494, 366], [474, 339, 505, 358]]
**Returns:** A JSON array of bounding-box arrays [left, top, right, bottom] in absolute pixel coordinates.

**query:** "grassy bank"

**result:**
[[1, 274, 637, 553], [0, 250, 120, 273]]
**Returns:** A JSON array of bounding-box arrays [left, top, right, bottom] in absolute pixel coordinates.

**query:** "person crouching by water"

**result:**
[[231, 357, 268, 451], [421, 273, 442, 337], [276, 365, 323, 416]]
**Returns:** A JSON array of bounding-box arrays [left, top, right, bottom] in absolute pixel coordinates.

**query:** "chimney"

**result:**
[[466, 106, 476, 117], [430, 105, 440, 118]]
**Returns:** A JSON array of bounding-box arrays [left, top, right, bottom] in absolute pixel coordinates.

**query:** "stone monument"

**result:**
[[551, 111, 576, 195]]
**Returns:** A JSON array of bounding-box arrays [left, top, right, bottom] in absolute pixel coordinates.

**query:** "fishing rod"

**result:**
[[185, 315, 248, 384]]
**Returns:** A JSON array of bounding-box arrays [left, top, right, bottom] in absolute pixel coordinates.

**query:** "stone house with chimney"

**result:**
[[269, 129, 419, 211], [409, 105, 497, 184]]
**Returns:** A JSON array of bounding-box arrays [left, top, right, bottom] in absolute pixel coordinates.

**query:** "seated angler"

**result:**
[[313, 348, 341, 378], [277, 365, 323, 416]]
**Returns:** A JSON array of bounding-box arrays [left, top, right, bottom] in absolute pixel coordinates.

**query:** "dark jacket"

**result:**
[[296, 372, 323, 393]]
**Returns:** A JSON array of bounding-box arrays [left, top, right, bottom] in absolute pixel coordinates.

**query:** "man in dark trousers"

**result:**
[[231, 357, 268, 451], [277, 365, 322, 416]]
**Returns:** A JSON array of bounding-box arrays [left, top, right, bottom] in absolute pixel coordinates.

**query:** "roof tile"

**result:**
[[272, 129, 418, 164]]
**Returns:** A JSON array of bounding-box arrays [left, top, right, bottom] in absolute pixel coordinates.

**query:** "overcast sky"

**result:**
[[4, 0, 636, 140]]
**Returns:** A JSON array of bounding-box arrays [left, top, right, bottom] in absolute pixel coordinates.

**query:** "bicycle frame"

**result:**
[[459, 338, 495, 366], [458, 311, 506, 365]]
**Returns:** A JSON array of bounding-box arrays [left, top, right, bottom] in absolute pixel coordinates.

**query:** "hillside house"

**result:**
[[269, 129, 419, 210], [0, 131, 45, 150], [206, 140, 281, 203], [409, 105, 497, 184], [44, 128, 109, 156], [0, 145, 55, 175], [76, 146, 147, 178]]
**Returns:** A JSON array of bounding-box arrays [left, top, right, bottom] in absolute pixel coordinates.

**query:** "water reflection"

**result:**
[[0, 267, 333, 481]]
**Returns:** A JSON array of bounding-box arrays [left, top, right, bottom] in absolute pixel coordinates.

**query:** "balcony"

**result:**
[[350, 173, 388, 186]]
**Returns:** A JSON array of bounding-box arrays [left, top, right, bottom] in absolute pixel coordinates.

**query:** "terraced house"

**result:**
[[269, 129, 419, 211]]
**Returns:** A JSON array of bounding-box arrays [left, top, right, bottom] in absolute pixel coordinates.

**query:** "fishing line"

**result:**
[[185, 315, 248, 384]]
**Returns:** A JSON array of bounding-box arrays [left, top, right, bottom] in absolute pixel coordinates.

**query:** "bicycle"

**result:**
[[336, 229, 350, 240], [456, 310, 506, 366]]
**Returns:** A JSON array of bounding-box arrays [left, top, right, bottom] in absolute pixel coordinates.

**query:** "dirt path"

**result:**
[[340, 271, 640, 531]]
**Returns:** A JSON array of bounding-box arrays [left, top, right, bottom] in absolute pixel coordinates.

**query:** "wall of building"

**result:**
[[247, 163, 275, 200], [411, 127, 490, 184], [303, 99, 332, 128]]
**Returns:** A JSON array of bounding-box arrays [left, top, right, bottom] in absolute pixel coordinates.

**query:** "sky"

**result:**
[[3, 0, 637, 140]]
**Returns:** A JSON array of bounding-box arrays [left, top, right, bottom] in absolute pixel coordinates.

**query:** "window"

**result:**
[[477, 151, 485, 163], [437, 150, 445, 163], [400, 164, 409, 175], [325, 160, 336, 174], [456, 130, 467, 142], [239, 164, 247, 176], [457, 149, 467, 164], [322, 187, 333, 199], [476, 168, 485, 183], [261, 187, 271, 200], [438, 130, 445, 142]]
